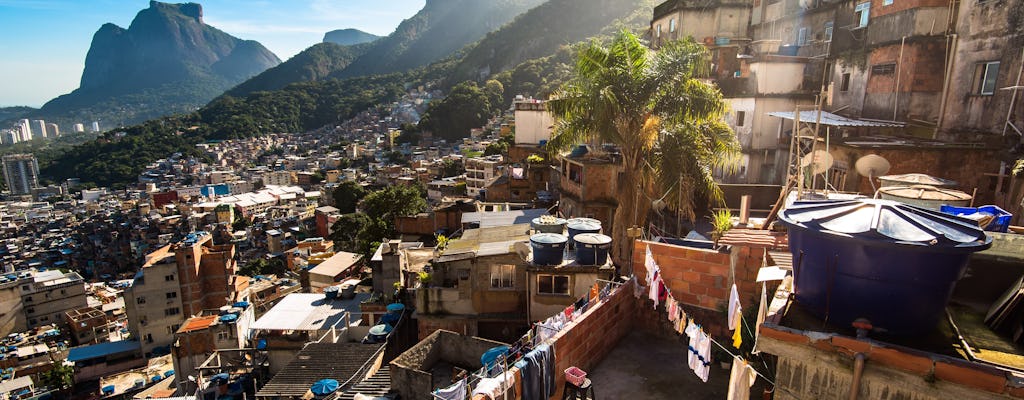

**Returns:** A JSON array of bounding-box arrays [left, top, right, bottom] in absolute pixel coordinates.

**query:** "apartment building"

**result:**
[[20, 270, 88, 330], [465, 155, 504, 199], [125, 232, 248, 357], [2, 154, 40, 195]]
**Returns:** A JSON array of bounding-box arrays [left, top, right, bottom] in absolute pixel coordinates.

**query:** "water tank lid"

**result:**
[[386, 303, 406, 312], [779, 199, 991, 249], [567, 217, 601, 226], [879, 173, 957, 187], [574, 233, 612, 245], [877, 185, 972, 201], [532, 216, 567, 226], [567, 221, 601, 231], [531, 233, 568, 244], [369, 324, 393, 336], [324, 285, 340, 293]]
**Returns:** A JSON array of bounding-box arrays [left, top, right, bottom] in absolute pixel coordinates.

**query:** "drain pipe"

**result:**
[[936, 33, 958, 135], [849, 353, 867, 400], [893, 36, 907, 121]]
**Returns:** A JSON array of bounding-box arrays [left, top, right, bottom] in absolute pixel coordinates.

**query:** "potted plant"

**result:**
[[710, 209, 733, 247]]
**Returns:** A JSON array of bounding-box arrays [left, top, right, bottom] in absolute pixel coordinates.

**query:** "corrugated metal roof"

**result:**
[[67, 340, 140, 362], [767, 111, 904, 127], [718, 229, 789, 250], [461, 209, 548, 227]]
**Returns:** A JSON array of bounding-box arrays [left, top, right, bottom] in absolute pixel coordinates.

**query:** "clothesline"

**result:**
[[642, 244, 810, 400]]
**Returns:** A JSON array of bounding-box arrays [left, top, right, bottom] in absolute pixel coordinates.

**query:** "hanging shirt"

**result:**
[[676, 310, 688, 334], [732, 312, 743, 349], [434, 378, 467, 400], [685, 321, 701, 371], [694, 329, 712, 382], [668, 299, 678, 322], [728, 284, 742, 331], [649, 272, 662, 308], [473, 375, 512, 400], [590, 282, 600, 303], [645, 245, 657, 281], [727, 357, 758, 400]]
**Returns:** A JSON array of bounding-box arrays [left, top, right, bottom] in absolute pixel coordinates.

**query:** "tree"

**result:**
[[419, 81, 494, 140], [361, 185, 428, 223], [332, 181, 367, 214], [438, 158, 464, 178], [546, 31, 740, 263], [41, 361, 75, 391]]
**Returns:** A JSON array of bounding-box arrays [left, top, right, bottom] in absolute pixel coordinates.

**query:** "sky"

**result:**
[[0, 0, 426, 108]]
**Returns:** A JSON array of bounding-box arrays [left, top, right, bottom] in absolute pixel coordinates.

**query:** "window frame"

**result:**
[[490, 264, 515, 289], [854, 2, 871, 28], [797, 27, 809, 46], [976, 61, 1000, 95], [824, 21, 834, 42], [536, 274, 571, 296], [669, 18, 676, 33], [736, 111, 746, 127], [840, 73, 852, 92]]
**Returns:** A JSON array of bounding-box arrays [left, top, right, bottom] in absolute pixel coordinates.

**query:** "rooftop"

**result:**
[[67, 340, 140, 362], [250, 292, 369, 332], [255, 342, 384, 398], [308, 251, 363, 278], [177, 315, 220, 334]]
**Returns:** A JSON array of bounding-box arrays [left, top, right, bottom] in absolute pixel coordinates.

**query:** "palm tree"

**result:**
[[546, 30, 740, 263]]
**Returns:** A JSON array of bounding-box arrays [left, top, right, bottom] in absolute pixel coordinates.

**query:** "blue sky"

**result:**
[[0, 0, 426, 108]]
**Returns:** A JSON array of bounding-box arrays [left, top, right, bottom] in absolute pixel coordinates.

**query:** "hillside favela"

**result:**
[[1, 0, 1024, 399]]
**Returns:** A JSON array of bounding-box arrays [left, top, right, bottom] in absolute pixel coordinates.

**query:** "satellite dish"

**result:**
[[800, 150, 834, 175], [854, 154, 891, 177], [855, 154, 891, 193]]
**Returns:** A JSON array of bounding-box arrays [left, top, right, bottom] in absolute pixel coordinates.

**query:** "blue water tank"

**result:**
[[531, 233, 568, 266], [566, 219, 602, 249], [531, 216, 567, 234], [574, 233, 612, 266], [779, 199, 991, 335], [324, 286, 340, 300]]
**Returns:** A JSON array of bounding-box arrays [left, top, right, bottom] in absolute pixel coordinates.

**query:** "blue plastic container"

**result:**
[[531, 233, 568, 265], [780, 199, 991, 335], [566, 219, 601, 249], [940, 204, 1013, 233], [574, 233, 612, 266]]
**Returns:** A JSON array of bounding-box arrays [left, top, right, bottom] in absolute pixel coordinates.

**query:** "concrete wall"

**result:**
[[527, 269, 604, 321], [514, 108, 554, 145], [390, 330, 507, 400], [940, 0, 1024, 137], [751, 61, 807, 94], [126, 261, 184, 357], [0, 282, 26, 337], [759, 325, 1024, 399]]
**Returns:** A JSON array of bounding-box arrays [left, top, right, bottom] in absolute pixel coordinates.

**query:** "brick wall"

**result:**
[[631, 240, 762, 305]]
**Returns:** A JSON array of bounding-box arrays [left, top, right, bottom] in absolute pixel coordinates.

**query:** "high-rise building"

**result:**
[[2, 154, 40, 195], [31, 120, 46, 139], [90, 121, 100, 132], [45, 123, 59, 138], [17, 120, 31, 141], [0, 130, 18, 145], [72, 123, 85, 133]]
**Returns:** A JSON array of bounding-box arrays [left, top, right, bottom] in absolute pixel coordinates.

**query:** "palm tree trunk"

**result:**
[[610, 160, 650, 268]]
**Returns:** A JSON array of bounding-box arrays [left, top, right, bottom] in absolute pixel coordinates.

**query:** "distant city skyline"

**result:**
[[0, 0, 426, 108]]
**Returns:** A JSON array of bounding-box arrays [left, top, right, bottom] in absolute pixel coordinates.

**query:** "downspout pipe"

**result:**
[[849, 353, 867, 400]]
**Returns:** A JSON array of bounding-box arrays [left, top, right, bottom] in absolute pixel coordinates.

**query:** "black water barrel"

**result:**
[[574, 233, 612, 266], [531, 233, 568, 265]]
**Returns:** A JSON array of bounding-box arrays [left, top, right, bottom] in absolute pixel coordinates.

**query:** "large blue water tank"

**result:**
[[566, 218, 601, 249], [779, 199, 991, 335], [531, 233, 568, 266], [574, 233, 612, 266]]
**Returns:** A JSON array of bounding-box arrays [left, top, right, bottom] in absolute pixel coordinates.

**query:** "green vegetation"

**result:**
[[223, 42, 373, 98], [419, 81, 504, 141], [332, 181, 368, 215], [485, 134, 514, 156], [438, 158, 465, 178], [238, 257, 286, 277], [330, 184, 428, 259], [546, 32, 739, 261]]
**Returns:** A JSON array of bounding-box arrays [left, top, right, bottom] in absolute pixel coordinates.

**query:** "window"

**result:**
[[824, 21, 834, 41], [137, 296, 146, 304], [840, 73, 851, 91], [883, 0, 893, 5], [797, 27, 808, 46], [975, 61, 1000, 95], [165, 307, 180, 316], [736, 111, 746, 127], [669, 18, 676, 33], [490, 265, 515, 288], [656, 24, 662, 38], [217, 331, 231, 341], [21, 285, 29, 291], [145, 334, 153, 343], [166, 292, 177, 299], [26, 308, 34, 314], [60, 289, 65, 295], [871, 63, 896, 75], [165, 274, 175, 281], [537, 274, 570, 295], [24, 296, 32, 302], [855, 2, 871, 28]]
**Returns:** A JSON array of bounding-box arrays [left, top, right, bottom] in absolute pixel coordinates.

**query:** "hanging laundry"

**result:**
[[727, 356, 758, 400], [564, 305, 574, 321], [649, 272, 662, 308], [645, 245, 657, 279], [590, 282, 600, 303], [515, 344, 556, 400], [753, 283, 768, 354], [473, 375, 513, 400], [694, 329, 712, 382], [632, 276, 645, 299], [434, 378, 467, 400], [732, 312, 743, 348], [599, 282, 612, 301], [728, 284, 742, 331], [668, 298, 678, 322], [676, 309, 687, 334]]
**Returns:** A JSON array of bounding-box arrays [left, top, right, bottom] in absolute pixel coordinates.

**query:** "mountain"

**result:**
[[34, 1, 280, 128], [332, 0, 546, 79], [451, 0, 654, 84], [0, 107, 35, 123], [323, 29, 380, 46], [223, 42, 372, 98]]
